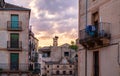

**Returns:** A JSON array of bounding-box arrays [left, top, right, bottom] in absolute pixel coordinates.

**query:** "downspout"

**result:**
[[85, 0, 88, 76], [116, 43, 120, 66], [118, 43, 120, 66]]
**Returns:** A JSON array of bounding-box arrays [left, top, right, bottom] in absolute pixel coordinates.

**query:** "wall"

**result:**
[[78, 0, 120, 76], [0, 10, 30, 64]]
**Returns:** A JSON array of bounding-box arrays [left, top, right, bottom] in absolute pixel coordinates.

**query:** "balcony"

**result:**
[[7, 41, 22, 51], [7, 21, 22, 31], [79, 22, 111, 50], [30, 51, 39, 62], [0, 63, 29, 72]]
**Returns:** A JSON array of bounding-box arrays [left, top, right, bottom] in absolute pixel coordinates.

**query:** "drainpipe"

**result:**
[[118, 43, 120, 66], [85, 0, 88, 76]]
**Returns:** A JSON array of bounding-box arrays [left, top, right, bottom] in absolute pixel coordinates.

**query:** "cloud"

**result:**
[[30, 0, 78, 46], [35, 0, 76, 13], [6, 0, 78, 46]]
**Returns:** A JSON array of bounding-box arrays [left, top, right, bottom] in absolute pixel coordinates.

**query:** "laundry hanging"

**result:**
[[85, 25, 96, 36]]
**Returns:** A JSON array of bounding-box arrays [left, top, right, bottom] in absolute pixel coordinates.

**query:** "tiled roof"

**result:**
[[0, 3, 30, 11]]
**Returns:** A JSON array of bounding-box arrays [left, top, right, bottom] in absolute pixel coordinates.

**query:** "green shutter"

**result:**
[[10, 33, 19, 48], [10, 53, 19, 70], [11, 15, 19, 28]]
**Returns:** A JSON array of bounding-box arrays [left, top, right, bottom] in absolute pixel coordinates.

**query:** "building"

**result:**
[[0, 0, 31, 76], [29, 26, 40, 75], [39, 36, 78, 76], [78, 0, 120, 76], [38, 51, 42, 74]]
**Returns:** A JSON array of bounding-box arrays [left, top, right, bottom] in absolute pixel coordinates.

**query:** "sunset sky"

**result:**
[[6, 0, 78, 47]]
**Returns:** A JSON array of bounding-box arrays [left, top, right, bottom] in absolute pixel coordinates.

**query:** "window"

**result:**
[[64, 52, 69, 56], [56, 70, 59, 74], [93, 51, 99, 76], [69, 71, 72, 74], [10, 33, 19, 48], [47, 65, 49, 68], [11, 14, 19, 29], [92, 11, 99, 32], [57, 65, 59, 68], [42, 52, 51, 57], [63, 71, 66, 74], [70, 65, 72, 68], [10, 53, 19, 70]]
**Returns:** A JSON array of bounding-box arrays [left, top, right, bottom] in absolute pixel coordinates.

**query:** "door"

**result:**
[[10, 53, 19, 70], [93, 51, 99, 76], [92, 11, 99, 36], [11, 15, 19, 29], [10, 33, 19, 48]]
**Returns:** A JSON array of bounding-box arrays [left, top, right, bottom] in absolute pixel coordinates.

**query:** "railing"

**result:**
[[7, 41, 22, 51], [52, 73, 74, 75], [79, 22, 111, 41], [7, 21, 22, 31], [30, 51, 39, 62], [0, 63, 29, 71]]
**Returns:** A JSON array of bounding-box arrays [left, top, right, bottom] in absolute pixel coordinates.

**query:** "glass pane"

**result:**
[[11, 15, 19, 28], [10, 34, 19, 48], [10, 53, 19, 70]]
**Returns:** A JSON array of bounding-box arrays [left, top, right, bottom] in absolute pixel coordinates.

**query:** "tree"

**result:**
[[69, 41, 78, 51]]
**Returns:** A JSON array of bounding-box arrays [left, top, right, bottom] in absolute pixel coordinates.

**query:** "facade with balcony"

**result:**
[[78, 0, 120, 76], [0, 0, 31, 76], [28, 27, 40, 75]]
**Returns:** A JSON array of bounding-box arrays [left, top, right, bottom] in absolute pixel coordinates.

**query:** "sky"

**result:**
[[6, 0, 78, 47]]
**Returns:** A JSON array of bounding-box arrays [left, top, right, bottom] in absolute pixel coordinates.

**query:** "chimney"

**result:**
[[0, 0, 5, 8], [53, 36, 58, 46]]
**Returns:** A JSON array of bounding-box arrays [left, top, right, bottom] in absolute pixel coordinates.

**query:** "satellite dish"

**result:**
[[0, 0, 5, 8]]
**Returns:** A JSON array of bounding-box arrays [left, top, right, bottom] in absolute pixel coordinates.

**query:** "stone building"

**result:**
[[78, 0, 120, 76], [28, 26, 40, 75], [0, 0, 31, 76], [39, 36, 78, 76]]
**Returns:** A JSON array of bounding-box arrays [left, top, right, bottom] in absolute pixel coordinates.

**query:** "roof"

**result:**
[[0, 3, 30, 11], [39, 46, 51, 52], [60, 43, 70, 47]]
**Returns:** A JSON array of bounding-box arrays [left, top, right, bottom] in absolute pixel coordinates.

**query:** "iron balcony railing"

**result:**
[[52, 73, 74, 75], [79, 22, 111, 42], [30, 51, 39, 62], [7, 21, 22, 31], [0, 63, 29, 71], [7, 41, 22, 51]]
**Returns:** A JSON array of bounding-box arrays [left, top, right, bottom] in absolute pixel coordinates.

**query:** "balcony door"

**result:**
[[11, 15, 19, 29], [92, 11, 99, 34], [10, 33, 19, 48], [93, 51, 99, 76], [10, 53, 19, 70]]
